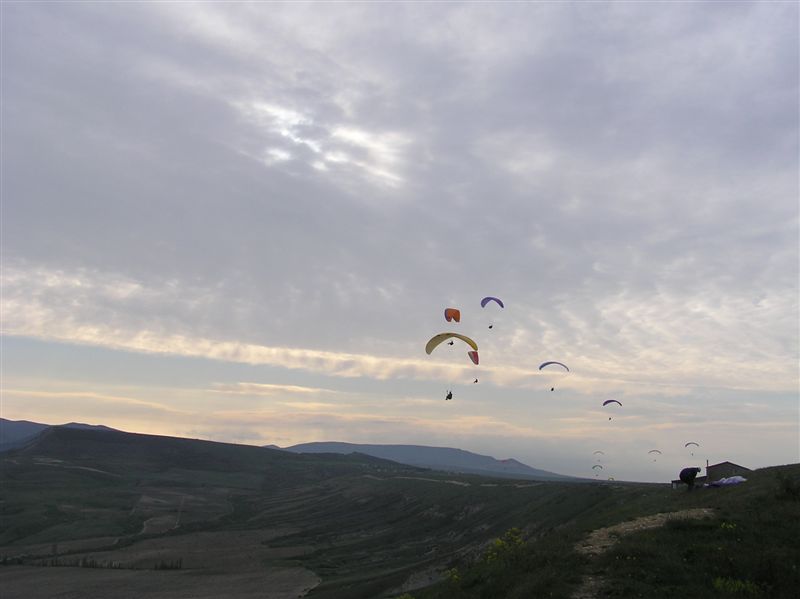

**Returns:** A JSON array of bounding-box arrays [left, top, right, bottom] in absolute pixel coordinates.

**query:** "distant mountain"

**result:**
[[283, 442, 577, 481], [0, 418, 119, 452]]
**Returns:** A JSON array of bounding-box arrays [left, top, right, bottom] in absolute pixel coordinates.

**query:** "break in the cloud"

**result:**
[[2, 2, 797, 479]]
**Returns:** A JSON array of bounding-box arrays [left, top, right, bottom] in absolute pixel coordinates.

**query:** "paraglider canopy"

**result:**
[[480, 296, 504, 308], [592, 464, 603, 470], [539, 361, 569, 372], [425, 333, 478, 354], [684, 442, 700, 448], [648, 449, 662, 454], [593, 450, 605, 455], [426, 333, 479, 366], [444, 308, 461, 323]]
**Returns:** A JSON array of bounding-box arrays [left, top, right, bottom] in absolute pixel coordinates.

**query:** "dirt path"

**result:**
[[572, 508, 715, 599]]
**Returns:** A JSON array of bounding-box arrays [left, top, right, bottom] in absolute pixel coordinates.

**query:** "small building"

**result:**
[[707, 461, 752, 481]]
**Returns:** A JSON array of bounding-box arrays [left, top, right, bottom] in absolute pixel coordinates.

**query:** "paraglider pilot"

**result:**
[[445, 390, 453, 401]]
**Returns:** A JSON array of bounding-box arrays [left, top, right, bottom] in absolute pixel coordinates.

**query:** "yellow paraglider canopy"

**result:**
[[425, 332, 478, 354]]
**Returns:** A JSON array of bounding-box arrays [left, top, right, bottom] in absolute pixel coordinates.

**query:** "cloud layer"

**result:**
[[2, 2, 798, 479]]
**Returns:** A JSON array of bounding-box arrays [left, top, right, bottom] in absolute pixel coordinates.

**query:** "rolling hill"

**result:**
[[0, 418, 119, 452], [1, 426, 797, 598], [284, 441, 577, 481]]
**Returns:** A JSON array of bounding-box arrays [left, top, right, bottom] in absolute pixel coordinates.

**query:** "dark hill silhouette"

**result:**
[[0, 418, 120, 452], [10, 426, 421, 480], [284, 441, 577, 481]]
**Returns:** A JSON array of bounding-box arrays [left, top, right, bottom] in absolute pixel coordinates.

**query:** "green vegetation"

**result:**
[[415, 465, 800, 599], [1, 428, 798, 598], [593, 468, 800, 598]]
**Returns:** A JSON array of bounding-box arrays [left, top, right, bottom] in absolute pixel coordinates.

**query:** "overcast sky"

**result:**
[[2, 1, 798, 482]]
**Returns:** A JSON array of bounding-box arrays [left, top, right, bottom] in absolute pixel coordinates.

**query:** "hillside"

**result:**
[[1, 427, 797, 598], [0, 418, 119, 452], [285, 441, 576, 481]]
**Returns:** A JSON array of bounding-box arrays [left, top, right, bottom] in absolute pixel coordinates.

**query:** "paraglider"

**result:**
[[539, 361, 569, 391], [425, 333, 479, 365], [685, 442, 700, 456], [593, 451, 605, 461], [444, 308, 461, 323], [602, 399, 622, 420], [648, 449, 662, 462], [473, 378, 478, 384], [445, 390, 453, 401], [480, 296, 503, 330], [592, 464, 603, 477]]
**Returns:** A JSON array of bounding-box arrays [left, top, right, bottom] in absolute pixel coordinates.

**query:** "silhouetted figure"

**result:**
[[447, 340, 454, 345], [473, 379, 478, 384], [551, 387, 555, 392], [679, 467, 702, 491], [488, 325, 493, 329], [445, 390, 453, 401]]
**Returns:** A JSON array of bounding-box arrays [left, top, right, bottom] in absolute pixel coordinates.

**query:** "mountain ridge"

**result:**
[[1, 418, 576, 480], [283, 441, 578, 481], [0, 418, 120, 452]]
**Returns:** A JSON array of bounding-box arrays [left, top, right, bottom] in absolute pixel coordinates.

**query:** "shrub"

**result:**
[[484, 527, 524, 565], [712, 577, 762, 596], [774, 472, 800, 501]]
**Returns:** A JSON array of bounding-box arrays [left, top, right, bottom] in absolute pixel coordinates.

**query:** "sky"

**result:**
[[1, 1, 798, 483]]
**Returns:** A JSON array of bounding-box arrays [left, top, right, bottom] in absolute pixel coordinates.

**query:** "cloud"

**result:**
[[1, 2, 797, 480], [3, 388, 183, 414], [2, 259, 796, 394], [209, 382, 343, 396]]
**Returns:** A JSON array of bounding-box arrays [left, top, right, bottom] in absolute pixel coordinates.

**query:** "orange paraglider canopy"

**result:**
[[444, 308, 461, 323]]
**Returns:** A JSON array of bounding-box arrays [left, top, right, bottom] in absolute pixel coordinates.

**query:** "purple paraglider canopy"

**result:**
[[539, 361, 569, 372], [480, 296, 504, 308]]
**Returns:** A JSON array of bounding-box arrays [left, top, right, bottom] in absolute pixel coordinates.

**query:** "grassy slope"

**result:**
[[2, 428, 797, 598], [413, 464, 800, 599], [0, 428, 609, 597]]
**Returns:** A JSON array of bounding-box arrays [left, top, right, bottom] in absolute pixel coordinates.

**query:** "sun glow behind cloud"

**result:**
[[233, 100, 410, 187]]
